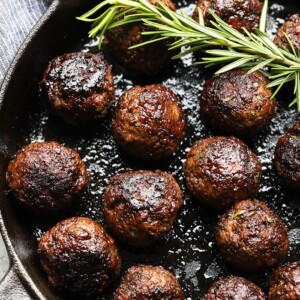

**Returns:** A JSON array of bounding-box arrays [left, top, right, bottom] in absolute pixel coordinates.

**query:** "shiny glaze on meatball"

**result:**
[[275, 120, 300, 191], [40, 52, 114, 124], [112, 85, 185, 161], [184, 136, 261, 211], [193, 0, 262, 32], [104, 0, 176, 75], [6, 141, 88, 215], [103, 170, 183, 247], [200, 69, 276, 137], [274, 15, 300, 51], [113, 265, 184, 299], [202, 276, 266, 300], [38, 217, 121, 297], [269, 261, 300, 300], [215, 200, 289, 272]]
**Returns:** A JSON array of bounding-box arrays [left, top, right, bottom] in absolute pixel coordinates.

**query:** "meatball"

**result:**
[[184, 136, 261, 211], [6, 141, 88, 215], [202, 276, 266, 300], [215, 200, 289, 272], [275, 120, 300, 191], [112, 85, 185, 161], [200, 69, 277, 137], [274, 15, 300, 51], [103, 170, 183, 247], [104, 0, 175, 75], [193, 0, 262, 32], [113, 265, 184, 299], [38, 217, 121, 297], [40, 52, 114, 124], [269, 261, 300, 300]]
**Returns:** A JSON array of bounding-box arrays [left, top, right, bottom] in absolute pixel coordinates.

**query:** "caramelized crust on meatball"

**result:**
[[269, 261, 300, 300], [275, 120, 300, 191], [112, 85, 185, 161], [113, 265, 184, 300], [104, 0, 176, 75], [291, 120, 300, 134], [38, 217, 121, 297], [274, 15, 300, 51], [202, 276, 266, 300], [200, 69, 276, 137], [184, 136, 261, 211], [6, 141, 88, 215], [103, 170, 183, 247], [193, 0, 262, 32], [215, 200, 289, 272], [40, 52, 114, 124]]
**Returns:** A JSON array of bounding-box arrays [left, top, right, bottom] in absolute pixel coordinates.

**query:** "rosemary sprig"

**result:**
[[77, 0, 300, 111]]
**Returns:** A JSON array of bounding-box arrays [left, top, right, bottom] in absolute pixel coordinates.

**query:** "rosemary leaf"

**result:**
[[259, 0, 269, 32], [215, 57, 257, 74], [247, 58, 274, 74], [284, 32, 297, 57], [271, 73, 293, 99]]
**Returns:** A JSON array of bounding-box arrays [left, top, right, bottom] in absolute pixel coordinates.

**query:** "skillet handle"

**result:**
[[0, 264, 31, 300]]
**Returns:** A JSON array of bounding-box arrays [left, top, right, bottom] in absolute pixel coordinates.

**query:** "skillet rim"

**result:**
[[0, 1, 60, 299], [0, 0, 299, 299]]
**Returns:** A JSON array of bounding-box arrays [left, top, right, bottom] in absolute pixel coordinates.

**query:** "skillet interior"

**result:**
[[0, 0, 299, 299]]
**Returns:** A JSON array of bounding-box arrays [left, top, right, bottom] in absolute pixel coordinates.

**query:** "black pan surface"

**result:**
[[0, 0, 299, 299]]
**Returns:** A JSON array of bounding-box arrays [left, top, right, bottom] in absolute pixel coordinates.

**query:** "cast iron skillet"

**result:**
[[0, 0, 299, 299]]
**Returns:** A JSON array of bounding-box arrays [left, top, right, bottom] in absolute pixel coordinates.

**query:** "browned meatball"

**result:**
[[38, 217, 121, 297], [275, 120, 300, 191], [269, 262, 300, 300], [200, 69, 277, 137], [202, 276, 266, 300], [103, 170, 182, 247], [40, 52, 114, 124], [184, 136, 261, 211], [112, 85, 185, 161], [6, 142, 88, 215], [274, 15, 300, 51], [215, 200, 289, 272], [193, 0, 262, 32], [113, 265, 184, 299], [104, 0, 175, 75]]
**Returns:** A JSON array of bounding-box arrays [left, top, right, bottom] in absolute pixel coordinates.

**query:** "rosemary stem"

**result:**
[[78, 0, 300, 111]]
